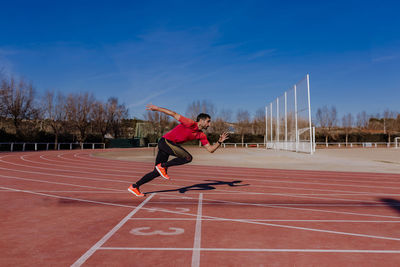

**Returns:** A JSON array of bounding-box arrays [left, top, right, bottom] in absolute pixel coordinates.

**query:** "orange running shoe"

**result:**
[[128, 185, 144, 197], [156, 163, 170, 179]]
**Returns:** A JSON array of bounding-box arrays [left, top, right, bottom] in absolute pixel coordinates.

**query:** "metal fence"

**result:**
[[266, 74, 314, 154], [148, 142, 267, 148], [315, 142, 398, 148], [0, 142, 106, 152]]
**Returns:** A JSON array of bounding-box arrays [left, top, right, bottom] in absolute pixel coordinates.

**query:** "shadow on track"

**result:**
[[380, 198, 400, 216], [144, 180, 249, 195], [55, 180, 249, 206]]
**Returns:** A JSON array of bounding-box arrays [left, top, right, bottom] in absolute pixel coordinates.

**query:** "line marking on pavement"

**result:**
[[3, 185, 400, 243], [98, 247, 400, 253], [129, 218, 400, 223], [70, 194, 155, 267], [192, 193, 203, 267]]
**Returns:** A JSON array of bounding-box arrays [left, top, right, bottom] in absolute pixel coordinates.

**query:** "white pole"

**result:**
[[306, 74, 313, 154], [313, 126, 316, 152], [294, 84, 298, 152], [285, 92, 288, 146], [265, 106, 268, 148], [276, 98, 279, 147], [270, 103, 273, 143]]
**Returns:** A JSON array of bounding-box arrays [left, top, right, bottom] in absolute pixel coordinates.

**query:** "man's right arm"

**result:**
[[146, 104, 181, 121]]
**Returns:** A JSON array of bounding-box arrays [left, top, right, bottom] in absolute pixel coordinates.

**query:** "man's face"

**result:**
[[199, 118, 211, 130]]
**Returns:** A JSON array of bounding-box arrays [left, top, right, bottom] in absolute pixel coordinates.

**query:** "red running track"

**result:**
[[1, 149, 400, 266]]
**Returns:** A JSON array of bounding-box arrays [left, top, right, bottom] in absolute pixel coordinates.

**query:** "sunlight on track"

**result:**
[[2, 150, 400, 266]]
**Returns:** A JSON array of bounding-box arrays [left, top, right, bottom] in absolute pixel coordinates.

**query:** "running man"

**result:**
[[128, 104, 229, 197]]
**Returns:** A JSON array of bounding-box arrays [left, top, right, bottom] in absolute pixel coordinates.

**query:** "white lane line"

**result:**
[[11, 150, 400, 184], [75, 152, 400, 182], [6, 154, 400, 199], [146, 201, 396, 207], [71, 194, 154, 267], [0, 186, 140, 209], [12, 153, 400, 187], [129, 218, 400, 223], [0, 165, 132, 183], [1, 156, 133, 176], [3, 185, 400, 242], [198, 196, 400, 219], [7, 160, 395, 201], [0, 190, 126, 193], [2, 163, 398, 205], [192, 193, 203, 267], [74, 153, 399, 184], [149, 193, 400, 220], [3, 169, 397, 221], [0, 174, 122, 192], [99, 247, 400, 253], [160, 192, 400, 196]]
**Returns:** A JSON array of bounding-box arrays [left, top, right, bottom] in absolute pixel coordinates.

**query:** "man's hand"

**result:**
[[145, 104, 181, 121], [204, 132, 230, 153], [218, 132, 229, 143], [146, 104, 159, 111]]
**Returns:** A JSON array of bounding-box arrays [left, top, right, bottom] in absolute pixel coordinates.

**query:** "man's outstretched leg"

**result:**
[[128, 138, 192, 197], [128, 147, 169, 197], [154, 138, 192, 179]]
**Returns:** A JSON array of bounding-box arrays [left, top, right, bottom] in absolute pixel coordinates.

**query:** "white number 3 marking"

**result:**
[[147, 207, 190, 213], [130, 227, 185, 236]]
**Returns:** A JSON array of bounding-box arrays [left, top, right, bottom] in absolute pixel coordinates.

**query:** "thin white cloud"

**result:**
[[372, 54, 399, 62], [0, 47, 23, 56], [127, 89, 170, 108], [247, 49, 276, 60], [0, 48, 18, 77]]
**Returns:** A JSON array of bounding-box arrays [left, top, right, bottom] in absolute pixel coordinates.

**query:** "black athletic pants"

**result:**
[[134, 138, 193, 188]]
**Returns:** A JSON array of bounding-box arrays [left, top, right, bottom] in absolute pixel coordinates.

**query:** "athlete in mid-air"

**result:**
[[128, 104, 229, 197]]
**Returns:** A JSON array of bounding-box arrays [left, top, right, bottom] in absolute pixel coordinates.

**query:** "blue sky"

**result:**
[[1, 0, 399, 121]]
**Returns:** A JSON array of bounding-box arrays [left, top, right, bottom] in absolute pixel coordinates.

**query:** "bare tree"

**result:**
[[236, 109, 251, 145], [356, 111, 369, 129], [368, 117, 383, 130], [91, 100, 108, 142], [65, 92, 95, 143], [106, 97, 129, 138], [316, 105, 337, 144], [210, 108, 232, 134], [219, 109, 232, 122], [144, 109, 171, 137], [43, 90, 67, 148], [396, 114, 400, 132], [185, 100, 216, 120], [252, 108, 266, 135], [0, 74, 7, 116], [0, 76, 38, 138], [342, 113, 354, 146], [383, 109, 397, 143]]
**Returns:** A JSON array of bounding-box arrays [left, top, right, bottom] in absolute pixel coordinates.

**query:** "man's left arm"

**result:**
[[204, 132, 229, 153]]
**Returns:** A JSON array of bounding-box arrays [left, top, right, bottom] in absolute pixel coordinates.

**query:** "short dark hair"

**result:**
[[196, 113, 211, 122]]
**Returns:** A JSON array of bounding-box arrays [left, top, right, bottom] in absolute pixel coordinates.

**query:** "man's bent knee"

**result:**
[[185, 155, 193, 163]]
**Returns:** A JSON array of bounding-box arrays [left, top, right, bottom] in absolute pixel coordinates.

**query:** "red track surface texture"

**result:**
[[1, 149, 400, 266]]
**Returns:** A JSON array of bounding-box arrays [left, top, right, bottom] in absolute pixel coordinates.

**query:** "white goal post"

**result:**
[[265, 74, 314, 154], [395, 137, 400, 149]]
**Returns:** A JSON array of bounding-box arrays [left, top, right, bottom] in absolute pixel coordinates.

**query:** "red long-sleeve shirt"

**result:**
[[163, 116, 209, 146]]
